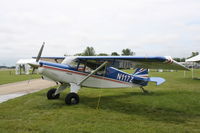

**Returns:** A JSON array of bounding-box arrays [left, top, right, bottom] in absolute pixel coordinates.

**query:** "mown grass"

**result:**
[[0, 69, 200, 133], [0, 70, 40, 85]]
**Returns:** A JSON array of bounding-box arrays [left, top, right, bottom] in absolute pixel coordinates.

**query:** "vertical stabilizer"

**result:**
[[133, 68, 149, 78]]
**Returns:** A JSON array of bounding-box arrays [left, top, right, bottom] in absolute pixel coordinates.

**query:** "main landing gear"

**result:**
[[47, 88, 60, 99], [47, 83, 80, 105], [140, 86, 149, 93], [65, 93, 79, 105]]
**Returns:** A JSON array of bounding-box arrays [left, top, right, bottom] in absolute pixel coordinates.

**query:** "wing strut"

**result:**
[[78, 61, 108, 86]]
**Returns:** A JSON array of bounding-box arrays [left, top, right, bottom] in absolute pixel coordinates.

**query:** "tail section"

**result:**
[[132, 68, 165, 86], [131, 68, 149, 86]]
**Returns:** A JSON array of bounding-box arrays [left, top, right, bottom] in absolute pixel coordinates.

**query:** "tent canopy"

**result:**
[[186, 55, 200, 62], [16, 59, 36, 65]]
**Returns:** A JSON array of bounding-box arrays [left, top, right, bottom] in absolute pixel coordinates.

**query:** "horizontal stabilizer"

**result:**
[[149, 77, 165, 85]]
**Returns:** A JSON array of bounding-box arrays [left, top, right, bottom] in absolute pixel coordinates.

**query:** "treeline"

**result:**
[[74, 47, 135, 56], [173, 52, 199, 62], [0, 66, 15, 69], [73, 46, 199, 62]]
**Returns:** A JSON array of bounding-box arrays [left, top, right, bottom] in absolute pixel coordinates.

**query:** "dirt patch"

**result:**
[[0, 79, 56, 103]]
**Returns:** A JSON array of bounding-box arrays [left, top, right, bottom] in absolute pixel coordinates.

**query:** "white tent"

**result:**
[[186, 55, 200, 78], [186, 54, 200, 62], [16, 59, 36, 75]]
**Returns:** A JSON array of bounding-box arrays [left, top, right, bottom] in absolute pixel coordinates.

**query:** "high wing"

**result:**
[[75, 56, 189, 70], [33, 56, 189, 70]]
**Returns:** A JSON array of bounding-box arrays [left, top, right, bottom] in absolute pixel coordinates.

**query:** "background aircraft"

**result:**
[[30, 45, 189, 105]]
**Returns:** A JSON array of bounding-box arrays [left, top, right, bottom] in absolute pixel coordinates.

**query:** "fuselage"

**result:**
[[38, 61, 147, 88]]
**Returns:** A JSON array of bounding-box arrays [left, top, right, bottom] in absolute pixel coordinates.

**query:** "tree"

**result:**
[[82, 47, 96, 56], [187, 52, 199, 59], [74, 53, 82, 56], [180, 58, 186, 62], [98, 53, 108, 56], [111, 52, 120, 56], [173, 57, 180, 62], [173, 57, 186, 62], [121, 48, 135, 56]]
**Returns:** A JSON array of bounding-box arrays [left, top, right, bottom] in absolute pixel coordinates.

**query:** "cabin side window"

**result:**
[[77, 62, 92, 73], [76, 62, 106, 76]]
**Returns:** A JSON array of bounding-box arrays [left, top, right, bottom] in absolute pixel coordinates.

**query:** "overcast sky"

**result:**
[[0, 0, 200, 66]]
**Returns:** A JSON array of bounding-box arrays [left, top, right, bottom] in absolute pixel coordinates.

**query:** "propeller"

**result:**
[[36, 42, 45, 62], [29, 42, 45, 74]]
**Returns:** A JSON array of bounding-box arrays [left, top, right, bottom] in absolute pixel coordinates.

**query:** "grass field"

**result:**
[[0, 70, 40, 85], [0, 69, 200, 133]]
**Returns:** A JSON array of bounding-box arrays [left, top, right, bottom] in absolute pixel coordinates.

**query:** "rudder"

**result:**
[[132, 68, 148, 78]]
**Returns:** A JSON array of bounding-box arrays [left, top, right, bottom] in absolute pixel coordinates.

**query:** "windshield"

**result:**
[[61, 56, 106, 75], [61, 56, 78, 67]]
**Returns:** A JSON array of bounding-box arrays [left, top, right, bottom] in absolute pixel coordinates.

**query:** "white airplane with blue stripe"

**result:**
[[30, 44, 189, 105]]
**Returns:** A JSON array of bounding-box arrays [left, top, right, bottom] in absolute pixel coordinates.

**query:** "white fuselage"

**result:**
[[38, 66, 139, 88]]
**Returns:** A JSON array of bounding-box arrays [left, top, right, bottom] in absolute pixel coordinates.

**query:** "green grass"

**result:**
[[0, 70, 200, 133], [0, 70, 40, 85]]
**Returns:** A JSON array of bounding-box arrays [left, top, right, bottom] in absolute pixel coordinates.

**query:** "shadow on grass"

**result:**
[[33, 90, 199, 124], [79, 92, 196, 124], [193, 77, 200, 80]]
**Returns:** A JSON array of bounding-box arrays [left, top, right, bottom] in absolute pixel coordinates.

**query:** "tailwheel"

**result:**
[[65, 93, 79, 105], [47, 88, 60, 99], [140, 87, 149, 94]]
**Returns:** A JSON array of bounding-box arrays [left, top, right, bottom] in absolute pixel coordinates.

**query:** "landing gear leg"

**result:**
[[65, 83, 81, 105], [47, 83, 68, 100], [140, 86, 149, 93]]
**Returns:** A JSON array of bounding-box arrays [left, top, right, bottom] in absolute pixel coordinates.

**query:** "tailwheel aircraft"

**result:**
[[29, 44, 189, 105]]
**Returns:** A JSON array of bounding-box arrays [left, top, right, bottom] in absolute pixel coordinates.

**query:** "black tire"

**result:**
[[47, 88, 60, 99], [65, 93, 79, 105]]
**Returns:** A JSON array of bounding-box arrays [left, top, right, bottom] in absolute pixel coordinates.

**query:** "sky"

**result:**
[[0, 0, 200, 66]]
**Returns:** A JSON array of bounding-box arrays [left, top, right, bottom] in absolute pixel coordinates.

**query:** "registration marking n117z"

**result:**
[[117, 73, 134, 82]]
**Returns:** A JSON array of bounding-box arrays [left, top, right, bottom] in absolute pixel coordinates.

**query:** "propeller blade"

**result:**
[[36, 42, 45, 62]]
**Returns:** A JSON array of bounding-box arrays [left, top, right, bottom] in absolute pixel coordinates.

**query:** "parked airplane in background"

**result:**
[[30, 44, 189, 105]]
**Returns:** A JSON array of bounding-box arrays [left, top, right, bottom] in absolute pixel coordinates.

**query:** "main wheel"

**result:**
[[65, 93, 79, 105], [47, 88, 60, 99]]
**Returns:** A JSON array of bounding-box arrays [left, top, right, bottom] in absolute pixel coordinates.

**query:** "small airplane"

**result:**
[[30, 44, 189, 105]]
